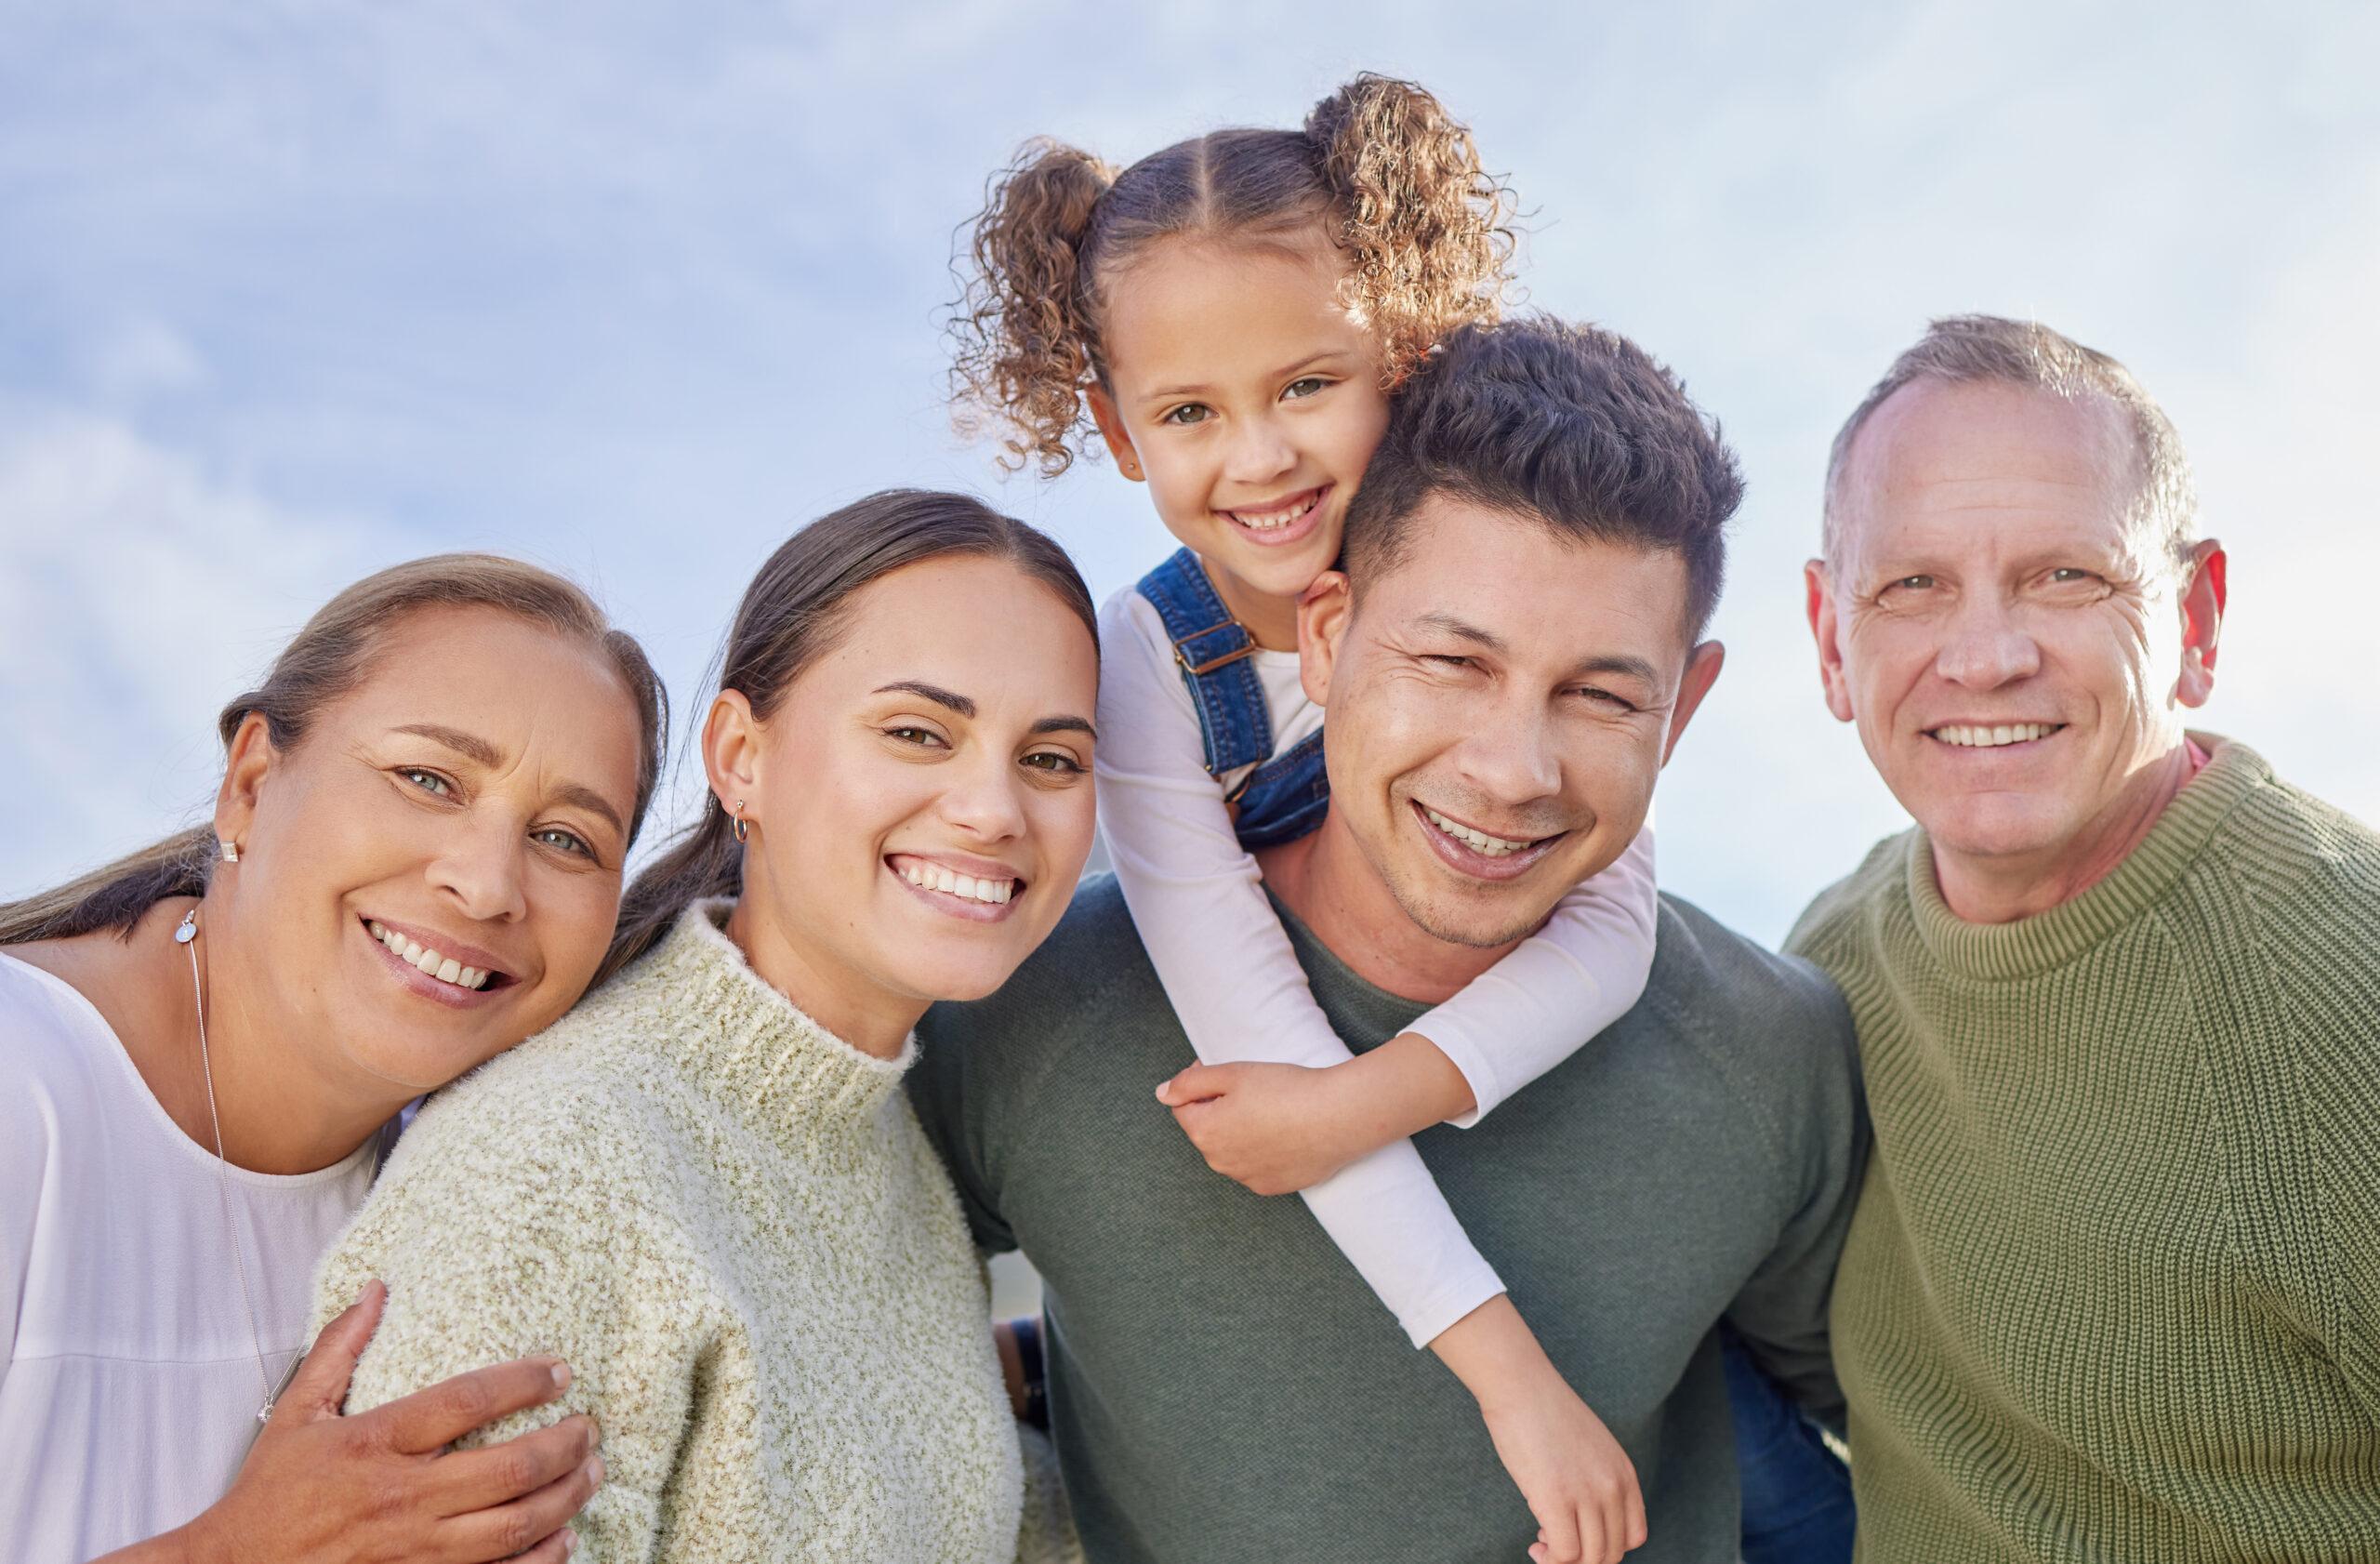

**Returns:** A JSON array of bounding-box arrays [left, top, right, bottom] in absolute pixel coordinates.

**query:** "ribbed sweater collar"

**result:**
[[1903, 733, 2270, 981], [629, 898, 916, 1133]]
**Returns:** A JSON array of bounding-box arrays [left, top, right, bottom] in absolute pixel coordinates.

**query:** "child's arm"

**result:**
[[1093, 590, 1498, 1343], [1154, 826, 1659, 1193]]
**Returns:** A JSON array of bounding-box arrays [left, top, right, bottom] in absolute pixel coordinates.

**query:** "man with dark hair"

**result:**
[[910, 318, 1867, 1563]]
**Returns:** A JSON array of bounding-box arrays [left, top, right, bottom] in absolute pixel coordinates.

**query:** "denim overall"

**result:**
[[1136, 548, 1856, 1564]]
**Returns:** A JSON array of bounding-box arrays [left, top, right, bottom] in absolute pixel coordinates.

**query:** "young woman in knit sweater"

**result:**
[[0, 556, 668, 1564], [311, 491, 1100, 1563]]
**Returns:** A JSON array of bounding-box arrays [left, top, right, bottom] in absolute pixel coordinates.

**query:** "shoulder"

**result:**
[[1782, 828, 1914, 970], [2207, 755, 2380, 928], [1644, 895, 1857, 1076], [0, 952, 123, 1160], [1098, 585, 1171, 669]]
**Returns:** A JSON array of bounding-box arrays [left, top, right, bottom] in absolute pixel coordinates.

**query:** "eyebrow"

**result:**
[[1411, 616, 1662, 687], [392, 722, 627, 837], [875, 683, 1098, 744]]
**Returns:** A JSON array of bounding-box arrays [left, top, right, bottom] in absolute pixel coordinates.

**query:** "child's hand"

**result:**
[[1479, 1377, 1646, 1564], [1154, 1060, 1370, 1195], [1432, 1295, 1646, 1564]]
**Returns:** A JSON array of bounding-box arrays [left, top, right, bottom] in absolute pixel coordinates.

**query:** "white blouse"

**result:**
[[0, 950, 382, 1564], [1093, 588, 1661, 1347]]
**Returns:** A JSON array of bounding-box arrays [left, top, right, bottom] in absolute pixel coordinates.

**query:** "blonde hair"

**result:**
[[948, 72, 1519, 476], [0, 554, 668, 946]]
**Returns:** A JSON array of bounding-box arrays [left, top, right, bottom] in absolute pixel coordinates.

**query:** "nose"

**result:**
[[1935, 590, 2042, 690], [935, 751, 1029, 844], [1221, 410, 1297, 488], [1450, 704, 1564, 810], [426, 811, 529, 924]]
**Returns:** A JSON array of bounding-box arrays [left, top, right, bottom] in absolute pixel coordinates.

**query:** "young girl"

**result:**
[[950, 75, 1668, 1564]]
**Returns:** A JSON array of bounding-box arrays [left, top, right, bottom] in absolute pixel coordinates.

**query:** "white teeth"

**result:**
[[1422, 807, 1532, 857], [1227, 492, 1318, 532], [1932, 722, 2059, 749], [896, 860, 1017, 904], [371, 921, 495, 990]]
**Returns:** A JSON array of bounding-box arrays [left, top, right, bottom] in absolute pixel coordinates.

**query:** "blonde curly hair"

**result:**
[[948, 73, 1519, 477]]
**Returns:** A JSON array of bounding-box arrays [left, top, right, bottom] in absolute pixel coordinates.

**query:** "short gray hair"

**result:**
[[1821, 313, 2198, 572]]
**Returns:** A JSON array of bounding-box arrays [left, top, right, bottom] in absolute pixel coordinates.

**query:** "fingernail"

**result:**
[[549, 1359, 571, 1389], [561, 1531, 578, 1556], [587, 1455, 606, 1485]]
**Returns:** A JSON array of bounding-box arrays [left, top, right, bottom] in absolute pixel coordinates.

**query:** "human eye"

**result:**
[[1281, 376, 1330, 401], [532, 826, 595, 859], [1021, 749, 1085, 777], [1574, 685, 1637, 712], [1159, 403, 1212, 427], [1423, 654, 1475, 670], [884, 725, 950, 750], [396, 766, 456, 798], [2047, 567, 2101, 585]]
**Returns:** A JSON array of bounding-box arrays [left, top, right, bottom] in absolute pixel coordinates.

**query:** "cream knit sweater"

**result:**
[[311, 901, 1078, 1563]]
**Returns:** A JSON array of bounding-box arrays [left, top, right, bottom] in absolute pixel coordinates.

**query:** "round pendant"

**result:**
[[175, 911, 198, 945]]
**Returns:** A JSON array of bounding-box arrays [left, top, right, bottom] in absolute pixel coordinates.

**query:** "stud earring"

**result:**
[[730, 800, 749, 844], [218, 839, 240, 864]]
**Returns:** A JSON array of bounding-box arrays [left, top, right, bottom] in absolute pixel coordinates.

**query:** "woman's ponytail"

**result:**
[[1304, 73, 1518, 385], [948, 139, 1117, 477]]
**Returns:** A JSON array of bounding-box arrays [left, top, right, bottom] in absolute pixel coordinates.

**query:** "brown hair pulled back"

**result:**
[[601, 488, 1097, 986], [0, 554, 668, 947], [950, 73, 1518, 477]]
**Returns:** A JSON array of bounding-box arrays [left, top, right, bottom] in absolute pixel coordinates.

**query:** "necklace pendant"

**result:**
[[257, 1401, 274, 1424], [175, 910, 198, 945]]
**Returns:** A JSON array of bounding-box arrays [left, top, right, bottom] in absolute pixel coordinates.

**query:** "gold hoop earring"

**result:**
[[218, 839, 240, 864], [730, 801, 749, 844]]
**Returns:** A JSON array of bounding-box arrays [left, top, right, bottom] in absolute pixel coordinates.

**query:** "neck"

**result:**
[[1258, 813, 1514, 1005], [1931, 737, 2200, 924], [721, 895, 919, 1059], [152, 900, 397, 1175], [1203, 556, 1301, 652]]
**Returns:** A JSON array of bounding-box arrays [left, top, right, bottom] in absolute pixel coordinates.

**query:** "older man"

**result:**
[[908, 318, 1866, 1564], [1791, 314, 2380, 1558]]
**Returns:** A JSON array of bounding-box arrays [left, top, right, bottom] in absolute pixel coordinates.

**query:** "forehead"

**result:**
[[1363, 493, 1695, 659], [1837, 378, 2143, 565], [330, 606, 643, 792], [1099, 234, 1363, 386], [801, 553, 1097, 705]]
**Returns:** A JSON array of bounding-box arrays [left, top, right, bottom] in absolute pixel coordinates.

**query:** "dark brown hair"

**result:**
[[1342, 316, 1744, 641], [0, 554, 668, 947], [949, 73, 1519, 476], [600, 489, 1097, 984]]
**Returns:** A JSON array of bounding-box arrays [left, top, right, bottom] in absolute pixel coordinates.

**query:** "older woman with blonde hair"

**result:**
[[0, 554, 667, 1564]]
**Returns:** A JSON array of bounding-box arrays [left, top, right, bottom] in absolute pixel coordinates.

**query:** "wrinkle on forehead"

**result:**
[[1834, 378, 2150, 578]]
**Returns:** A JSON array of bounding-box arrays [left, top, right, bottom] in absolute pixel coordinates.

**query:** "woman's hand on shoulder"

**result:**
[[121, 1281, 604, 1564]]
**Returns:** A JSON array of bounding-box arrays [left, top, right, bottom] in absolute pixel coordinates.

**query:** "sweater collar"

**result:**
[[1903, 733, 2270, 981], [633, 899, 917, 1131]]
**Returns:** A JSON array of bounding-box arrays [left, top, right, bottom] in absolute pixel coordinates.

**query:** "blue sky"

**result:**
[[4, 0, 2374, 947]]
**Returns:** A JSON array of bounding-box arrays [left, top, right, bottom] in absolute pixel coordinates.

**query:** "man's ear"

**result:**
[[2175, 538, 2226, 709], [1660, 640, 1726, 766], [1296, 570, 1354, 709], [702, 690, 765, 817], [1805, 559, 1856, 724], [212, 711, 274, 852], [1086, 382, 1144, 483]]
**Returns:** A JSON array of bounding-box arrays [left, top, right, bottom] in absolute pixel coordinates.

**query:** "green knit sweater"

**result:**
[[1788, 737, 2380, 1560]]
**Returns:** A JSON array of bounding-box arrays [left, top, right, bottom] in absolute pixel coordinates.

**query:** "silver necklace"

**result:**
[[176, 907, 291, 1424]]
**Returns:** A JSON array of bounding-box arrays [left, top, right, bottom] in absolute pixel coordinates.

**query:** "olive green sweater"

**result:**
[[1788, 737, 2380, 1560]]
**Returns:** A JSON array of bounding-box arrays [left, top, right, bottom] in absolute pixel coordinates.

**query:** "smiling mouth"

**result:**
[[885, 853, 1027, 921], [363, 917, 511, 992], [1410, 800, 1567, 880], [1219, 485, 1327, 537], [1926, 722, 2067, 749]]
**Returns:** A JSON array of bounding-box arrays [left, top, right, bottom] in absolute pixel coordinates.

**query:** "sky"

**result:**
[[3, 0, 2374, 948]]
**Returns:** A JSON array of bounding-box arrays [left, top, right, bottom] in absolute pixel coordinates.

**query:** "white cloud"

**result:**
[[0, 405, 374, 895]]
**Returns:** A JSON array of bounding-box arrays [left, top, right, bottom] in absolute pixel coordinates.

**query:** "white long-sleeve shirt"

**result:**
[[1094, 589, 1659, 1346]]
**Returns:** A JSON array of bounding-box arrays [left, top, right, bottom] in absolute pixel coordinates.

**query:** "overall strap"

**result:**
[[1133, 548, 1275, 776]]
